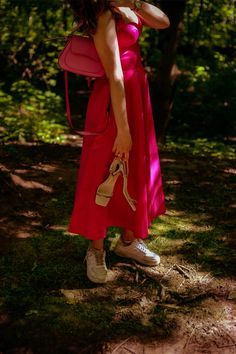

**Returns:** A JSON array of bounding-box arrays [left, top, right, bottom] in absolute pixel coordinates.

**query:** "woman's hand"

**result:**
[[110, 0, 170, 29], [112, 128, 132, 161]]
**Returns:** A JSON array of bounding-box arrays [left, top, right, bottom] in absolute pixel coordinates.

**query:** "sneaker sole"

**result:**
[[114, 250, 160, 266], [87, 271, 107, 284]]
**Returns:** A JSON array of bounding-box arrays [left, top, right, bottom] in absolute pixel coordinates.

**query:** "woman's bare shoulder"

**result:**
[[92, 9, 117, 37], [97, 9, 114, 26]]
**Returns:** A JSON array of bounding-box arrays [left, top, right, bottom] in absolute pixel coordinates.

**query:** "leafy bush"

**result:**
[[170, 58, 236, 138], [0, 81, 67, 143], [0, 0, 235, 142]]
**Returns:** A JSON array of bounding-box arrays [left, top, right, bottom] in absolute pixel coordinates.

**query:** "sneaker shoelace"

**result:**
[[136, 240, 150, 254], [94, 250, 105, 266]]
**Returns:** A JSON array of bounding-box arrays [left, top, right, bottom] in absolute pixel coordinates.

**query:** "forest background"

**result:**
[[0, 0, 235, 145]]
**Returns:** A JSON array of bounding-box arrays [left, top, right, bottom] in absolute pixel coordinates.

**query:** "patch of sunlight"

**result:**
[[165, 180, 182, 185], [0, 163, 10, 172], [16, 210, 40, 218], [148, 235, 186, 254], [13, 169, 29, 174], [31, 221, 41, 226], [60, 289, 83, 304], [151, 214, 214, 236], [161, 158, 177, 163], [61, 134, 83, 147], [32, 163, 58, 172], [165, 194, 175, 201], [224, 168, 236, 175], [109, 233, 121, 250], [10, 173, 53, 192], [48, 225, 67, 231], [148, 236, 176, 251], [15, 229, 32, 238], [60, 287, 140, 304], [200, 298, 229, 321], [65, 231, 79, 237], [166, 210, 186, 217], [163, 137, 236, 160]]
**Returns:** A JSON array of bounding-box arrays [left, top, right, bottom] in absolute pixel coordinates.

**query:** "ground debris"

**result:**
[[228, 290, 236, 300], [112, 260, 218, 308], [1, 142, 236, 354]]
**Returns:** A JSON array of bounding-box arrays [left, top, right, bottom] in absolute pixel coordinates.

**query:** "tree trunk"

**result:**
[[154, 0, 187, 144]]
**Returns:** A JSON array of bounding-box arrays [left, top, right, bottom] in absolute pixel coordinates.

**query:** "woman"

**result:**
[[68, 0, 169, 283]]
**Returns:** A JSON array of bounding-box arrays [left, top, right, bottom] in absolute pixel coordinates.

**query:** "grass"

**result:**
[[0, 136, 235, 353], [0, 233, 169, 353]]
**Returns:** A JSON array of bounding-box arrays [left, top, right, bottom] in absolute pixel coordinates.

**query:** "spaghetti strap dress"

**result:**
[[68, 17, 166, 240]]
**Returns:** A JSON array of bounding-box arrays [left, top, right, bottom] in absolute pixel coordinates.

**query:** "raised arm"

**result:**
[[92, 10, 132, 161], [110, 0, 170, 29]]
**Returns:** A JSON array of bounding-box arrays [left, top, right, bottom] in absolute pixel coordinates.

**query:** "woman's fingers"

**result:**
[[112, 133, 132, 160], [113, 144, 128, 159], [123, 152, 129, 161], [114, 150, 129, 161]]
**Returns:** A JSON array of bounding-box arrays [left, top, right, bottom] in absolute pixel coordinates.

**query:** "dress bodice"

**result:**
[[116, 17, 143, 74], [116, 18, 142, 48]]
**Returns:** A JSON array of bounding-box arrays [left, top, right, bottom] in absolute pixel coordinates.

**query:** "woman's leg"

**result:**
[[92, 239, 104, 250], [86, 237, 107, 284], [122, 229, 135, 243]]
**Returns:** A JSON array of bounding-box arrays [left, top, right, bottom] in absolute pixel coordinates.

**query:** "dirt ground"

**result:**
[[0, 137, 235, 354]]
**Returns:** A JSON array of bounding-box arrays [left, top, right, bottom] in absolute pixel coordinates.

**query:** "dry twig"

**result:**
[[123, 346, 136, 354], [183, 327, 196, 349], [174, 264, 192, 279], [216, 343, 236, 348], [160, 265, 175, 282], [111, 338, 131, 354]]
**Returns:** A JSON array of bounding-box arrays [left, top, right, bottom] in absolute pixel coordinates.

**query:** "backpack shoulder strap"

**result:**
[[64, 71, 106, 136]]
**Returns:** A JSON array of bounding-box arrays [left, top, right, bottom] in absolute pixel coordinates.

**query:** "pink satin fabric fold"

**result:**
[[68, 18, 166, 240]]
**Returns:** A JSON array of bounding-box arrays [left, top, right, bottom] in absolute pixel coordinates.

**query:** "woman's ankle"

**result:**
[[91, 239, 104, 251], [121, 229, 135, 243]]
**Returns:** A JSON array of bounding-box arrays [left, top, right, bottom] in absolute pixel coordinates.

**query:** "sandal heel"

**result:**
[[120, 161, 137, 211]]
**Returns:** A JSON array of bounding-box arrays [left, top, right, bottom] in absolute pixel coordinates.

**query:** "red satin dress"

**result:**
[[68, 17, 166, 240]]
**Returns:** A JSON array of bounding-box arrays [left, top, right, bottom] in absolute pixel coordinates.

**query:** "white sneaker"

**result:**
[[85, 247, 108, 283], [113, 238, 160, 266]]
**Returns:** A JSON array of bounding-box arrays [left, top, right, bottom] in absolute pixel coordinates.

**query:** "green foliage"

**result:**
[[0, 0, 235, 141], [0, 81, 67, 142], [162, 137, 236, 160], [0, 0, 72, 142], [182, 0, 235, 50], [177, 0, 235, 137], [143, 0, 236, 138], [0, 0, 70, 87], [170, 58, 236, 138]]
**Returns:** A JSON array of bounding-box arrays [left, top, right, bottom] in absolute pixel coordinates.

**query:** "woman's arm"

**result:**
[[110, 0, 170, 29], [92, 10, 132, 161]]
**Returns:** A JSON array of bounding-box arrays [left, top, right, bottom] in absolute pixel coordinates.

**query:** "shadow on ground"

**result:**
[[0, 140, 235, 353]]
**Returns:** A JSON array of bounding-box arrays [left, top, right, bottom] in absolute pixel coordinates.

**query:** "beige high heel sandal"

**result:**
[[95, 157, 136, 211]]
